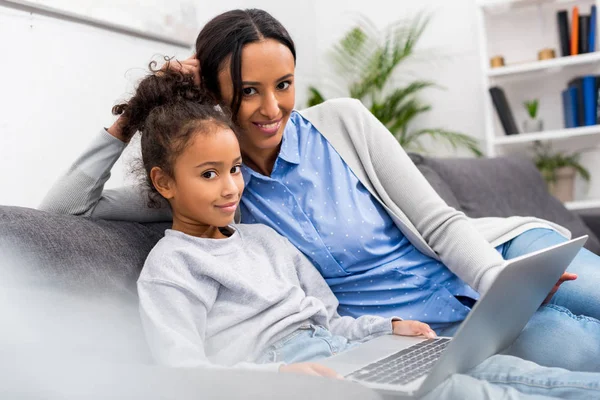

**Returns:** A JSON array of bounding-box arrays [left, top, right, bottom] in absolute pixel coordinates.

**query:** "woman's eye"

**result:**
[[202, 171, 217, 179], [243, 87, 257, 96], [231, 165, 242, 174], [277, 81, 291, 90]]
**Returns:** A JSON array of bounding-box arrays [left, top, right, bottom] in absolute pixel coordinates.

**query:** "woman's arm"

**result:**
[[348, 99, 506, 293], [39, 128, 171, 222]]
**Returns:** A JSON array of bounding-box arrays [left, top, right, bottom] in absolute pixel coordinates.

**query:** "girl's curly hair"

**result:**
[[112, 58, 236, 208]]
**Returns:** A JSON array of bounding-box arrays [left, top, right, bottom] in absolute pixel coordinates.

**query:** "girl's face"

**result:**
[[154, 126, 244, 235], [218, 38, 296, 155]]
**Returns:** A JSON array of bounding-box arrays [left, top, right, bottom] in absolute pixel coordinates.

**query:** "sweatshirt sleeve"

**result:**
[[348, 99, 507, 294], [39, 129, 172, 222], [283, 237, 397, 342], [138, 277, 282, 373]]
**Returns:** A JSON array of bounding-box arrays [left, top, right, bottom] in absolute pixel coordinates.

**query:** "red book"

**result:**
[[572, 6, 580, 55]]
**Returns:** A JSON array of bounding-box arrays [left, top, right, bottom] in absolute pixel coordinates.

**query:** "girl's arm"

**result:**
[[284, 237, 398, 342], [39, 128, 171, 222], [137, 277, 282, 372]]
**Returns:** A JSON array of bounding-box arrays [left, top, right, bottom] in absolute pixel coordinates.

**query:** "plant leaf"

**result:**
[[307, 87, 326, 107]]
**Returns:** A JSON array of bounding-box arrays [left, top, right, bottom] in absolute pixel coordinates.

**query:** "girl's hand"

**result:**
[[392, 320, 437, 339], [107, 55, 201, 143], [279, 362, 344, 379], [106, 116, 129, 143]]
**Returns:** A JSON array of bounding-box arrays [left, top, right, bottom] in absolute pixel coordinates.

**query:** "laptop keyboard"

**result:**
[[345, 338, 451, 385]]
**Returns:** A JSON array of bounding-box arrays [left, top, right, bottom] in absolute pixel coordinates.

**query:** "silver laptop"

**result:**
[[320, 235, 587, 398]]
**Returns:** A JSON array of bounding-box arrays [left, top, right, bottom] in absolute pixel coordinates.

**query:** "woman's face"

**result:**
[[218, 38, 296, 155]]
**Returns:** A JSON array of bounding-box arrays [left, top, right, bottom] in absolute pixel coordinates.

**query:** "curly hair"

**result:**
[[112, 58, 236, 208]]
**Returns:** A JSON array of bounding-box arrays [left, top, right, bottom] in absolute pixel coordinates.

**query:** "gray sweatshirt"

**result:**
[[138, 224, 396, 372]]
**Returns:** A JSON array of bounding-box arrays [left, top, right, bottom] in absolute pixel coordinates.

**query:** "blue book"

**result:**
[[562, 87, 578, 128], [583, 75, 598, 125], [591, 5, 597, 52]]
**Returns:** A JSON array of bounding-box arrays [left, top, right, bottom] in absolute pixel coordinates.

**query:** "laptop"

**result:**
[[320, 235, 588, 398]]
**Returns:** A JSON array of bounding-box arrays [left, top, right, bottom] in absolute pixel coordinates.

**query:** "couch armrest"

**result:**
[[580, 214, 600, 241]]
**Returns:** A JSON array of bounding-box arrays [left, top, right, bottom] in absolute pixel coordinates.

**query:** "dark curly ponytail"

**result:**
[[113, 58, 236, 208]]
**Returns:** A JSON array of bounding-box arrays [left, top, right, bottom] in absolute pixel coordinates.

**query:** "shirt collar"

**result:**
[[278, 113, 300, 165], [241, 112, 300, 184]]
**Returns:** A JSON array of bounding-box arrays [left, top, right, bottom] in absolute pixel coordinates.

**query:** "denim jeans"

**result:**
[[257, 325, 600, 399], [496, 228, 600, 372], [439, 228, 600, 372], [255, 324, 357, 364], [424, 354, 600, 399]]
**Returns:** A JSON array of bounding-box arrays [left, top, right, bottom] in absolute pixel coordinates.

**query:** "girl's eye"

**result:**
[[243, 87, 257, 96], [277, 81, 291, 90], [202, 171, 217, 179], [231, 165, 242, 174]]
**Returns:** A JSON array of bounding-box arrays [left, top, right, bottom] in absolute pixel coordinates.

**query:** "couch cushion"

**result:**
[[0, 206, 168, 294], [0, 206, 169, 363], [413, 156, 600, 254]]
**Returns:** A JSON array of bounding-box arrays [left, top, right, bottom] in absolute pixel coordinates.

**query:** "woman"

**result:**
[[41, 7, 600, 379]]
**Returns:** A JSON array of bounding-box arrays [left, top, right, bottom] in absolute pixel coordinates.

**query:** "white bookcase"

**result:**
[[475, 0, 600, 212]]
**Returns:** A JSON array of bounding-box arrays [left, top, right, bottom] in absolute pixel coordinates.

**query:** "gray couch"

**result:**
[[2, 154, 599, 399]]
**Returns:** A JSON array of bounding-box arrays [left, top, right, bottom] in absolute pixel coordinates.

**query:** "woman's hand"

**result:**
[[279, 362, 344, 379], [392, 320, 437, 339], [161, 54, 201, 86], [543, 272, 577, 305]]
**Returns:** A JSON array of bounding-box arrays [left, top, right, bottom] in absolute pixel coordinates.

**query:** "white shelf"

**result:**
[[493, 125, 600, 145], [565, 199, 600, 210], [487, 52, 600, 78], [478, 0, 588, 12]]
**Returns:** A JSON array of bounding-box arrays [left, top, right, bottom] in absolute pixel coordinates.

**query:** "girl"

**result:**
[[125, 66, 435, 376], [41, 8, 600, 376]]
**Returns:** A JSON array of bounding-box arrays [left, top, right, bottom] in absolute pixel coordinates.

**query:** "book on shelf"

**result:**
[[563, 75, 600, 128], [557, 10, 570, 57], [568, 77, 585, 125], [489, 86, 519, 135], [572, 6, 580, 55], [562, 87, 578, 128], [558, 6, 597, 56], [591, 5, 597, 52], [580, 14, 590, 53], [583, 76, 598, 126]]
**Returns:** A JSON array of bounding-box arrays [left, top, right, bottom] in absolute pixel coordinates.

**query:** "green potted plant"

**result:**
[[533, 142, 590, 202], [307, 15, 482, 156], [523, 99, 543, 133]]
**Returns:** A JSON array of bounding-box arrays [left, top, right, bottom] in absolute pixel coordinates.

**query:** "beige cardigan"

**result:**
[[40, 98, 569, 294]]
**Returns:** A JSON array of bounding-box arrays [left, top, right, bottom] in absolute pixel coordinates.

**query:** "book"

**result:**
[[572, 6, 580, 55], [489, 87, 519, 135], [568, 77, 585, 126], [557, 10, 571, 57], [590, 5, 597, 52], [583, 75, 599, 125], [562, 87, 578, 128], [579, 15, 590, 53]]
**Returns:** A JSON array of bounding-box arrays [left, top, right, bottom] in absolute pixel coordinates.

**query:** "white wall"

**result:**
[[0, 4, 191, 208], [1, 0, 484, 207]]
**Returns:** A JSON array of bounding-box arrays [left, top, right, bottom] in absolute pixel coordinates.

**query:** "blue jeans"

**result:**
[[255, 324, 357, 364], [440, 228, 600, 372], [258, 325, 600, 399], [496, 228, 600, 372]]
